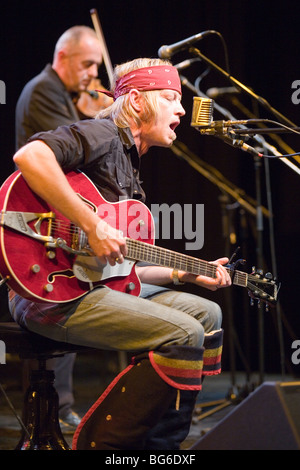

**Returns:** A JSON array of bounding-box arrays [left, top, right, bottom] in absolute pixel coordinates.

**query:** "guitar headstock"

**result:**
[[247, 267, 280, 308]]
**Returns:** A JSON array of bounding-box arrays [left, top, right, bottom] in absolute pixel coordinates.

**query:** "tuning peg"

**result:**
[[251, 266, 265, 277], [251, 266, 256, 274], [264, 272, 273, 280]]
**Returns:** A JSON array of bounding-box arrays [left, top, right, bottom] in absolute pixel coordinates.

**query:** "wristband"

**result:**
[[172, 268, 185, 285]]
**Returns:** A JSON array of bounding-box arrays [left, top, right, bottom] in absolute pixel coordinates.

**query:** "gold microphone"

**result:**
[[190, 97, 214, 127]]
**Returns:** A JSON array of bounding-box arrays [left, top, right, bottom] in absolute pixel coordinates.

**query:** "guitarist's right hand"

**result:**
[[86, 217, 127, 266]]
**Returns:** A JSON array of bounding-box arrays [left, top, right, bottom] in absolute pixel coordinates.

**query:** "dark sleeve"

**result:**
[[28, 119, 117, 170], [15, 70, 80, 150], [26, 82, 80, 133]]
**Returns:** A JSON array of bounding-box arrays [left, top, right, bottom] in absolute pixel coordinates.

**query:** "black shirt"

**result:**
[[16, 64, 80, 150], [29, 118, 146, 203]]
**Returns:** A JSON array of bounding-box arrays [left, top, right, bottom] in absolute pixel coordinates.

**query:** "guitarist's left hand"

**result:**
[[182, 257, 232, 291], [137, 258, 232, 291]]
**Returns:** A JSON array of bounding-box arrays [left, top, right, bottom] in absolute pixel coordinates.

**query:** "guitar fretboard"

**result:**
[[125, 238, 248, 287]]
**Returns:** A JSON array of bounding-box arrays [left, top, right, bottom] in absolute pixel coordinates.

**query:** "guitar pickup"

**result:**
[[0, 210, 56, 245]]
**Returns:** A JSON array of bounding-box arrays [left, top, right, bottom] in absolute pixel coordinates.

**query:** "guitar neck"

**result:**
[[125, 238, 248, 288]]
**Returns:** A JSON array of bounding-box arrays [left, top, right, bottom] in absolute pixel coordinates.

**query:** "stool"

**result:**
[[0, 321, 90, 450]]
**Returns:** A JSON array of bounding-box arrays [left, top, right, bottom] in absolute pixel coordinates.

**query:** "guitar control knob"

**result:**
[[126, 282, 135, 292], [46, 251, 56, 260], [44, 284, 54, 293], [31, 264, 40, 273]]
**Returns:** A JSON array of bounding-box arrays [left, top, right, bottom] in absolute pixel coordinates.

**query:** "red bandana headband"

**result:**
[[96, 65, 181, 100]]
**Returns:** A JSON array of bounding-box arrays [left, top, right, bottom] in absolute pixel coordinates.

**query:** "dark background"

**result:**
[[0, 0, 299, 378]]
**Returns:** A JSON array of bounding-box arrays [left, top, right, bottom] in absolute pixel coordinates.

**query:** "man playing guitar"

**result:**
[[6, 58, 233, 450]]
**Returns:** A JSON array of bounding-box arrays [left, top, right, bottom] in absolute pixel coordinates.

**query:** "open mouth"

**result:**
[[169, 121, 179, 132]]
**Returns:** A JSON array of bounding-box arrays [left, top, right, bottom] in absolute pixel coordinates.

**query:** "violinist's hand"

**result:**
[[180, 257, 232, 291], [76, 78, 113, 117]]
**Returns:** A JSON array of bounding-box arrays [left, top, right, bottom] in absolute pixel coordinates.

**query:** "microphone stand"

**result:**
[[171, 133, 270, 388], [232, 126, 300, 135], [178, 73, 284, 406], [171, 140, 260, 407], [230, 96, 299, 161], [175, 78, 264, 396], [181, 57, 295, 380], [189, 46, 300, 173], [188, 46, 297, 128], [171, 140, 270, 219], [225, 97, 292, 380]]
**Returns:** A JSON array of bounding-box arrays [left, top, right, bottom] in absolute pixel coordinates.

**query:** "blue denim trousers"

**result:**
[[9, 283, 222, 353]]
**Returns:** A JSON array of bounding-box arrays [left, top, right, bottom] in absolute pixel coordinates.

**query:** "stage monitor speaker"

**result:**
[[191, 381, 300, 450]]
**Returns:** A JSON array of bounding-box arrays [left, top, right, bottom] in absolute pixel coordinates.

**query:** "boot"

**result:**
[[72, 356, 177, 450], [73, 344, 206, 451], [144, 329, 224, 450], [144, 389, 198, 450]]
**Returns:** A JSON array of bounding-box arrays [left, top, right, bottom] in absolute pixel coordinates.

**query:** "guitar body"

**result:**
[[0, 171, 155, 303]]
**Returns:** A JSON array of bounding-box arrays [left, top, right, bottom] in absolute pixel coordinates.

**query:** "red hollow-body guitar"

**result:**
[[0, 171, 279, 305]]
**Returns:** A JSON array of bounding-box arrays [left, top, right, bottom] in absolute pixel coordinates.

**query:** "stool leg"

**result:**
[[16, 366, 70, 450]]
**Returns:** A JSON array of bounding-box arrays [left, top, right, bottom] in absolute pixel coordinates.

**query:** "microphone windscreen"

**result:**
[[190, 97, 214, 127]]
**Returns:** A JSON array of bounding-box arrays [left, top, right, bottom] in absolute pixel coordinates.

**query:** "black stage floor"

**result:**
[[0, 349, 297, 451]]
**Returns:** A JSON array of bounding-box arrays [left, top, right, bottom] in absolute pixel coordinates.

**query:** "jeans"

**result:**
[[9, 284, 222, 353]]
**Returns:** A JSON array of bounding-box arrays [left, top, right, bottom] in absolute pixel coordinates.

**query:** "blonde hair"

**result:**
[[96, 58, 172, 128]]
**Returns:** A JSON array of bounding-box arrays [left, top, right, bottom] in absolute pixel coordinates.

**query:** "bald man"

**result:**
[[15, 25, 107, 149]]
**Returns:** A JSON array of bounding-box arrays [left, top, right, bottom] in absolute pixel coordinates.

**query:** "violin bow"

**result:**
[[90, 8, 114, 88]]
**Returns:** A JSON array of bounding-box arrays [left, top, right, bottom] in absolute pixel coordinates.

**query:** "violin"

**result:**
[[76, 78, 113, 118]]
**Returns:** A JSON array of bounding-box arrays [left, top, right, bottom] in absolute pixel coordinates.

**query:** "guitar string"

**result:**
[[28, 213, 275, 301], [126, 237, 234, 281], [48, 219, 220, 277], [128, 238, 266, 288], [47, 219, 253, 287]]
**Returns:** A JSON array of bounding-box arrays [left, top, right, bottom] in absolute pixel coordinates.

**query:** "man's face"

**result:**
[[61, 36, 102, 93], [143, 90, 185, 149]]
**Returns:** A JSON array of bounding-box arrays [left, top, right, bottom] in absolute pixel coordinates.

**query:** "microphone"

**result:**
[[174, 58, 201, 72], [191, 97, 249, 130], [158, 30, 214, 59], [190, 97, 263, 157], [206, 86, 240, 99], [190, 97, 214, 127]]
